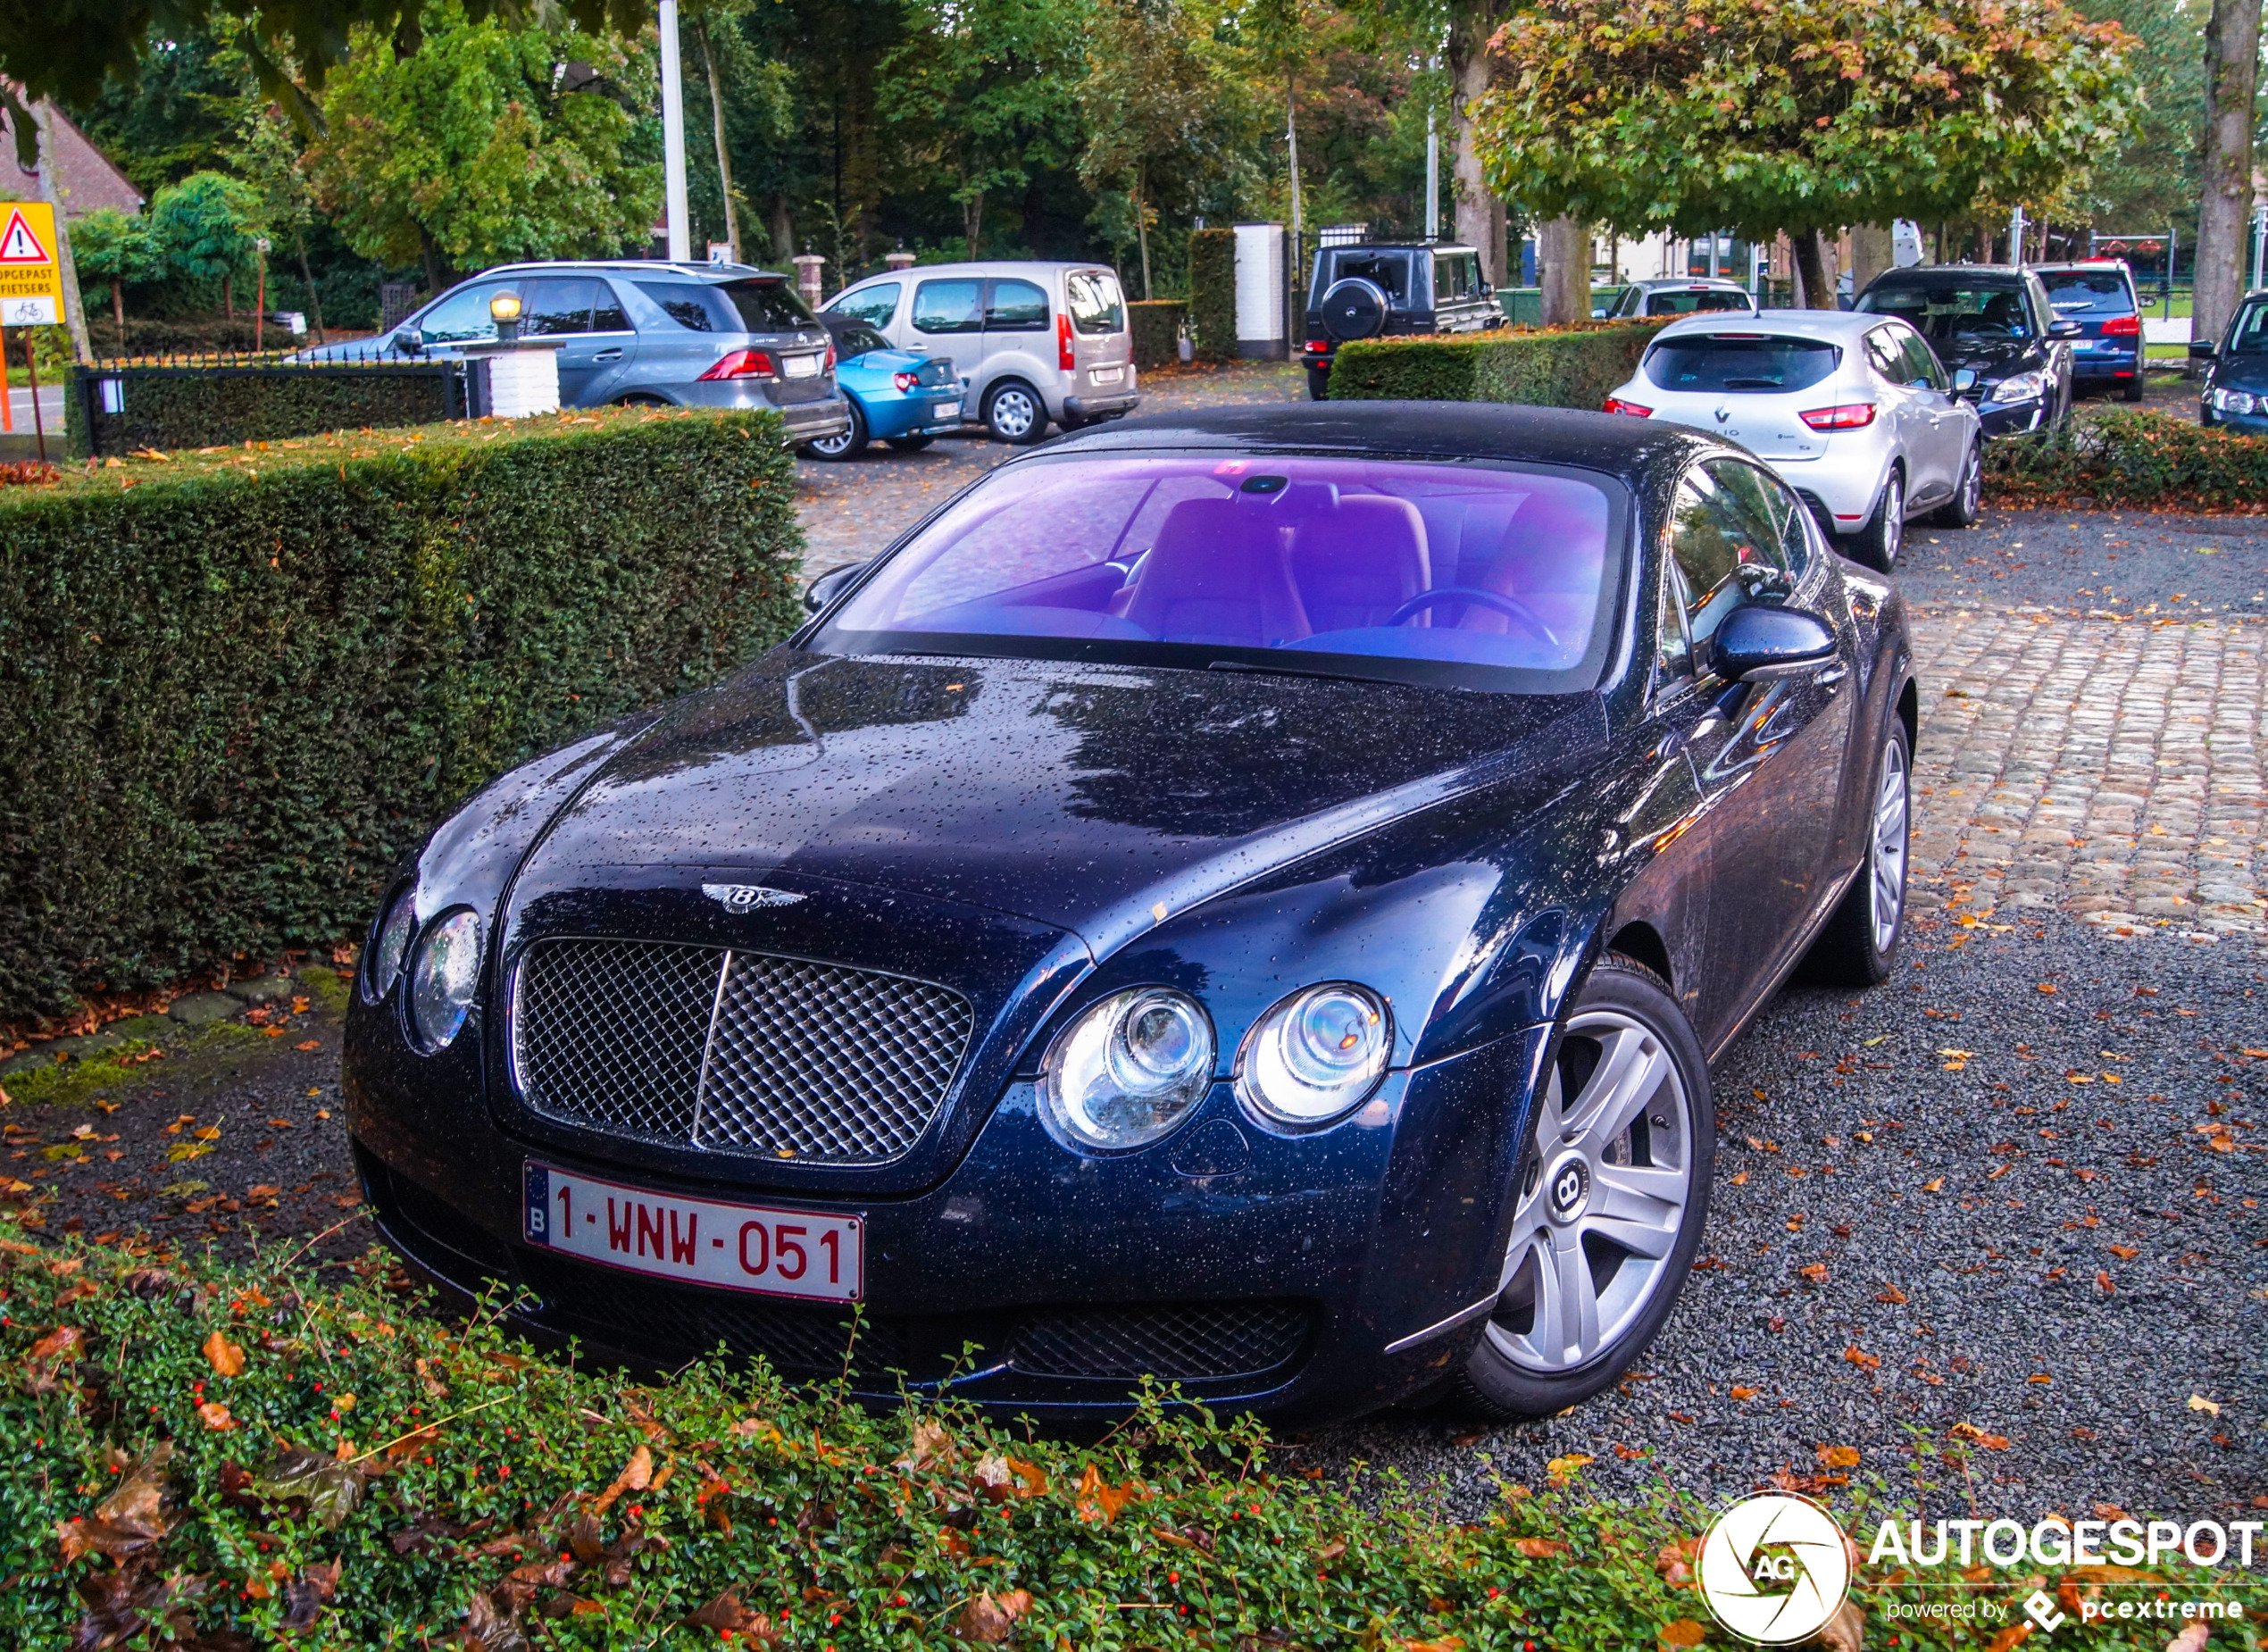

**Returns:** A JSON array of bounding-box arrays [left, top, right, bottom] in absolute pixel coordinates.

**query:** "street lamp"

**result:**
[[489, 290, 522, 346]]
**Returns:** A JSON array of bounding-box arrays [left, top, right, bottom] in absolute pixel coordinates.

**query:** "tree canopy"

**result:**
[[1472, 0, 2139, 244]]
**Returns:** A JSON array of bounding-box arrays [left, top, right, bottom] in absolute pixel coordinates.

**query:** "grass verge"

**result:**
[[0, 1223, 2253, 1650]]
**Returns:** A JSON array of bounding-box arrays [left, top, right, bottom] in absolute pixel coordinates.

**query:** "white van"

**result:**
[[821, 261, 1139, 444]]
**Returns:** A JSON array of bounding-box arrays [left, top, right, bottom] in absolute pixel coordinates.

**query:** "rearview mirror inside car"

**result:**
[[1709, 605, 1838, 682], [805, 560, 872, 613], [2189, 339, 2218, 360]]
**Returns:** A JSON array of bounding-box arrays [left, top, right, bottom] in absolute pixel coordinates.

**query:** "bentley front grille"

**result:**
[[513, 939, 973, 1165]]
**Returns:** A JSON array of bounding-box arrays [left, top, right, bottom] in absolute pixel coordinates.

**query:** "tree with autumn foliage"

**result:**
[[1471, 0, 2139, 305]]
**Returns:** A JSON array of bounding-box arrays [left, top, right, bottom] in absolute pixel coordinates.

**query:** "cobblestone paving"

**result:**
[[1903, 608, 2268, 948]]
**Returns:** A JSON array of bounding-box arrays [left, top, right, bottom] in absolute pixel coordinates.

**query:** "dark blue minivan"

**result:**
[[2035, 262, 2145, 401]]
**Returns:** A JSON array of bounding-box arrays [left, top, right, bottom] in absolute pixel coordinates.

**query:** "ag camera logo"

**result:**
[[1697, 1493, 1854, 1643]]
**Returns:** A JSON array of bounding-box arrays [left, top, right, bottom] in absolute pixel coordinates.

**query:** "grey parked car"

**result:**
[[296, 261, 851, 444]]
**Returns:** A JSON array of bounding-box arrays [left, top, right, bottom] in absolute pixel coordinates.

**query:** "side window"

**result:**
[[592, 280, 631, 333], [1864, 328, 1906, 383], [416, 283, 504, 346], [633, 281, 725, 331], [985, 278, 1049, 331], [1668, 461, 1794, 651], [1655, 557, 1695, 694], [830, 282, 901, 329], [913, 279, 984, 335], [1898, 330, 1947, 391], [521, 277, 596, 337]]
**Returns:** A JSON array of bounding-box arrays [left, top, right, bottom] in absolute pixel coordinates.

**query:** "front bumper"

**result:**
[[347, 1025, 1548, 1423], [1965, 394, 2055, 439], [2200, 405, 2268, 436]]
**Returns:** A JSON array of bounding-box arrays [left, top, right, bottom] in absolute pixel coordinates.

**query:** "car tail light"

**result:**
[[1305, 339, 1330, 354], [1057, 313, 1075, 371], [1798, 402, 1878, 430], [825, 341, 837, 371], [698, 348, 775, 381], [1602, 396, 1653, 417], [2100, 314, 2140, 337], [893, 371, 919, 392]]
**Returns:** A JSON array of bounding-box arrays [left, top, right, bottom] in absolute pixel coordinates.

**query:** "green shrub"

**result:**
[[1187, 229, 1238, 364], [1327, 321, 1671, 410], [1984, 407, 2268, 512], [65, 362, 462, 456], [1128, 299, 1187, 369], [0, 1223, 2248, 1652], [0, 407, 805, 1024]]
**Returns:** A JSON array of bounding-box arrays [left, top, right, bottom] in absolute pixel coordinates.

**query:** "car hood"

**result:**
[[509, 648, 1610, 955], [1937, 337, 2047, 379], [2211, 354, 2268, 390]]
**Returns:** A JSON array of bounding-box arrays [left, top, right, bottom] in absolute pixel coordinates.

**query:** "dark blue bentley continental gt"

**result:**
[[345, 404, 1916, 1425]]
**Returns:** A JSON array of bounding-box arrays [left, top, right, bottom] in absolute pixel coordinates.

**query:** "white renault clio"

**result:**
[[1602, 312, 1983, 570]]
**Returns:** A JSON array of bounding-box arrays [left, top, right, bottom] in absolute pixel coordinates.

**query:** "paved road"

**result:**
[[2, 383, 65, 444], [7, 363, 2261, 1524]]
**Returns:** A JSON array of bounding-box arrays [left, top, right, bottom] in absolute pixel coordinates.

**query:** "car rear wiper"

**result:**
[[1719, 377, 1784, 388]]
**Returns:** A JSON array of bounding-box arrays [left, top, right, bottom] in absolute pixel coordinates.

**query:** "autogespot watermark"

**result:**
[[1694, 1493, 2257, 1644]]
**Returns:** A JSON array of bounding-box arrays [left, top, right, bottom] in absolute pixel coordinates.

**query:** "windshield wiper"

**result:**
[[1207, 659, 1387, 687]]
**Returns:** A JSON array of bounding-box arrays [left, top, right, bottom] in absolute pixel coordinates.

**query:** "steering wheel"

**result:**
[[1387, 588, 1561, 648]]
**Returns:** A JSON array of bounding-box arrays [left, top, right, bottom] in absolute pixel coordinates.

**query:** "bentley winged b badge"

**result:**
[[701, 883, 805, 912]]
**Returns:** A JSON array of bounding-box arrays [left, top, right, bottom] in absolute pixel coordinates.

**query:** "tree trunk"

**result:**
[[1135, 169, 1152, 301], [1792, 231, 1836, 309], [964, 186, 984, 259], [1447, 2, 1507, 283], [30, 100, 94, 362], [112, 280, 124, 333], [296, 229, 326, 345], [1538, 218, 1589, 325], [222, 271, 234, 321], [693, 16, 740, 263], [2195, 0, 2262, 348], [1285, 73, 1303, 246], [1848, 223, 1895, 300], [770, 192, 794, 261]]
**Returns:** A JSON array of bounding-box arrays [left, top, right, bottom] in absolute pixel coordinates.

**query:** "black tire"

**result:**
[[886, 433, 936, 452], [806, 400, 868, 461], [1845, 467, 1904, 572], [1447, 954, 1714, 1423], [2120, 376, 2145, 403], [1307, 370, 1331, 403], [983, 380, 1049, 445], [1802, 718, 1912, 987], [1930, 442, 1981, 528]]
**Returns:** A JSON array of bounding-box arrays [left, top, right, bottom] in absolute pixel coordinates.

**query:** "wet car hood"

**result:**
[[512, 649, 1610, 954], [2210, 353, 2268, 392], [1937, 335, 2047, 382]]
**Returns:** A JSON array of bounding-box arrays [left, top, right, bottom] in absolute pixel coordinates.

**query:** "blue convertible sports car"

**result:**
[[807, 319, 964, 459], [345, 405, 1916, 1425]]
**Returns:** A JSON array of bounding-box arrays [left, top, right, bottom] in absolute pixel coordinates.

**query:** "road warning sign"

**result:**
[[0, 202, 63, 326]]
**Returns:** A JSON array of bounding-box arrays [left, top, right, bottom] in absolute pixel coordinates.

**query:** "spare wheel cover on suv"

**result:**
[[1321, 279, 1390, 342]]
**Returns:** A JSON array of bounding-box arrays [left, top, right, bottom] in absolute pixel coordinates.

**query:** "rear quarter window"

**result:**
[[1645, 335, 1841, 393], [721, 280, 815, 331], [1066, 271, 1126, 335]]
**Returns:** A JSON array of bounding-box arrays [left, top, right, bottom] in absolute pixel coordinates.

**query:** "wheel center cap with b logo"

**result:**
[[1546, 1153, 1590, 1222]]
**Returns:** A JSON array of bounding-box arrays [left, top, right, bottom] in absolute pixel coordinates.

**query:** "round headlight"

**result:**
[[1238, 983, 1391, 1126], [365, 889, 417, 1003], [408, 908, 482, 1050], [1038, 987, 1215, 1151]]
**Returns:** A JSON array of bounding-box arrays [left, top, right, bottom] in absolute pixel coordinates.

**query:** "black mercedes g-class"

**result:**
[[1304, 242, 1504, 400]]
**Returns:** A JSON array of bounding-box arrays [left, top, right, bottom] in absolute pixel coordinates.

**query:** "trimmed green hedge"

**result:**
[[1985, 407, 2268, 513], [1188, 228, 1237, 364], [1326, 321, 1672, 410], [0, 408, 804, 1024], [1128, 299, 1187, 369], [0, 1223, 2251, 1652], [66, 363, 462, 457]]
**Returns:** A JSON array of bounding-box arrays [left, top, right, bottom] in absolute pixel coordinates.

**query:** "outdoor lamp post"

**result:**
[[490, 289, 523, 346], [463, 289, 558, 418], [254, 235, 271, 351]]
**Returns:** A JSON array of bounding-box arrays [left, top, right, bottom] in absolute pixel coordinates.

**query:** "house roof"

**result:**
[[0, 88, 146, 219]]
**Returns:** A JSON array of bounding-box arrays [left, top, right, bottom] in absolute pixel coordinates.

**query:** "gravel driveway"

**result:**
[[5, 377, 2259, 1526]]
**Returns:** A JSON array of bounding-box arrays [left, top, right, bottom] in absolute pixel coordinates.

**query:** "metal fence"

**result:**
[[70, 354, 466, 457]]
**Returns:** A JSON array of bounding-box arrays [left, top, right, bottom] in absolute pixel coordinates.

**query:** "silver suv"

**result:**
[[296, 261, 852, 444], [821, 262, 1138, 443]]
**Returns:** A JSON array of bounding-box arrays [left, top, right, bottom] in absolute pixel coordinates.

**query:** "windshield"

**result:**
[[2229, 302, 2268, 355], [2040, 271, 2134, 315], [1645, 335, 1840, 393], [1645, 288, 1754, 316], [1856, 280, 2031, 343], [816, 454, 1625, 693], [1325, 252, 1413, 305]]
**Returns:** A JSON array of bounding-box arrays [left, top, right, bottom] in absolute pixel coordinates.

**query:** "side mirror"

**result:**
[[394, 328, 424, 355], [2189, 339, 2218, 361], [1709, 605, 1838, 681], [2049, 319, 2083, 338], [805, 559, 872, 614], [1478, 280, 1493, 298], [1952, 367, 1979, 393]]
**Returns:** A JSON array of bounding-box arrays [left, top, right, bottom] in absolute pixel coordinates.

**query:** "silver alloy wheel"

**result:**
[[1487, 1010, 1694, 1373], [988, 384, 1039, 439], [1959, 446, 1982, 518], [808, 422, 856, 458], [1880, 473, 1904, 565], [1870, 735, 1911, 953]]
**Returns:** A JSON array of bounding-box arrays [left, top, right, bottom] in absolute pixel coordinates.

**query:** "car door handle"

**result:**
[[593, 348, 624, 363]]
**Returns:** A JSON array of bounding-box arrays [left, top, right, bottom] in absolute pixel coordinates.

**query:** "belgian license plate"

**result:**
[[522, 1162, 862, 1302], [1091, 365, 1124, 385], [931, 399, 961, 421], [782, 353, 822, 379]]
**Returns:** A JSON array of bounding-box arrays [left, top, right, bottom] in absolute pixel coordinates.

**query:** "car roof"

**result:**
[[1654, 310, 1884, 342], [1633, 277, 1750, 289], [2034, 260, 2130, 271], [1867, 263, 2028, 282], [1027, 401, 1728, 488], [1320, 243, 1480, 255], [471, 260, 796, 286], [838, 261, 1116, 285]]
